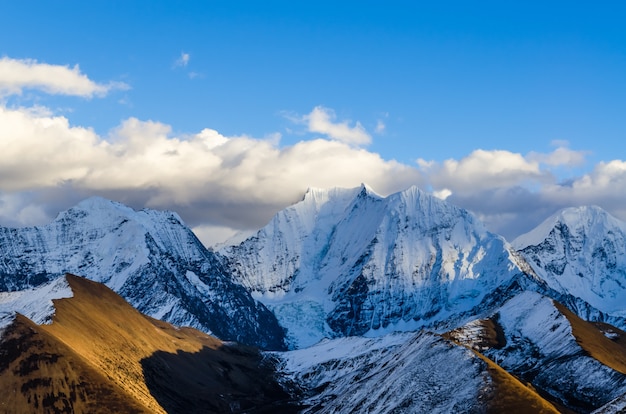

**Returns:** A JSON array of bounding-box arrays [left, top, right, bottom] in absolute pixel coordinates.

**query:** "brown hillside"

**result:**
[[0, 314, 149, 414], [1, 274, 298, 413]]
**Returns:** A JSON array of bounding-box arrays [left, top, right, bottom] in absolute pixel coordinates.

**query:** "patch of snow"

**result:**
[[0, 276, 73, 331]]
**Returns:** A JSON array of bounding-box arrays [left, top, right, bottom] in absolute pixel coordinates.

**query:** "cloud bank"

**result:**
[[0, 105, 421, 245], [2, 58, 625, 247], [3, 98, 625, 247]]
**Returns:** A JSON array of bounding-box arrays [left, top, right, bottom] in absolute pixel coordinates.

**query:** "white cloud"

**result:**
[[375, 120, 386, 134], [174, 52, 190, 68], [304, 106, 372, 146], [527, 144, 588, 167], [191, 224, 241, 249], [418, 149, 548, 193], [432, 188, 452, 200], [2, 85, 625, 248], [0, 192, 50, 227], [0, 57, 128, 97], [554, 160, 626, 203]]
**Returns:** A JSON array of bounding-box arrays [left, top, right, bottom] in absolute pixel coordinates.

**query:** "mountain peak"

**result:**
[[302, 183, 383, 203], [513, 204, 626, 318], [225, 184, 521, 348], [302, 185, 360, 204], [513, 205, 624, 250], [0, 198, 287, 350]]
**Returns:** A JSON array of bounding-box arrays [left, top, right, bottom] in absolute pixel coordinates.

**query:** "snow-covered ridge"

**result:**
[[489, 291, 626, 411], [277, 331, 491, 413], [0, 276, 72, 332]]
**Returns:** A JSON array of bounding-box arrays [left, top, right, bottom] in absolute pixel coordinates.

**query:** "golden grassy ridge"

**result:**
[[0, 274, 297, 413]]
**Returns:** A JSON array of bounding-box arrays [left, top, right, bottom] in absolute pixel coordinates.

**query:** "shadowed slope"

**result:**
[[1, 274, 297, 413], [141, 346, 298, 414]]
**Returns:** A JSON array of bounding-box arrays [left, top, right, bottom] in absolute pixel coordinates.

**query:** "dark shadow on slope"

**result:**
[[141, 343, 302, 414]]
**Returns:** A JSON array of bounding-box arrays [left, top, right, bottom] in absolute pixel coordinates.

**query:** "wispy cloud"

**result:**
[[375, 120, 386, 134], [285, 106, 372, 146], [527, 141, 588, 167], [174, 52, 190, 68], [0, 57, 129, 98]]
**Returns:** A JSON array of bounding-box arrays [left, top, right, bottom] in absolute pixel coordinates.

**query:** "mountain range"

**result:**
[[0, 197, 285, 350], [1, 185, 626, 412]]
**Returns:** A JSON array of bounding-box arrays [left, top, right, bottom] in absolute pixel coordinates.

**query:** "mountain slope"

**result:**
[[0, 313, 150, 414], [447, 291, 626, 413], [0, 274, 298, 414], [513, 206, 626, 320], [222, 184, 532, 348], [277, 331, 559, 413], [0, 197, 285, 350]]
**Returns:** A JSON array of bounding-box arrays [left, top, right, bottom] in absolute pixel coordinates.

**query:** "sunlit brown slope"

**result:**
[[0, 313, 149, 414], [0, 274, 297, 413]]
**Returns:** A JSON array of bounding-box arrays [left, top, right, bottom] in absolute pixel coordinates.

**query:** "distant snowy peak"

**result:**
[[513, 205, 626, 250], [513, 205, 626, 318], [56, 196, 202, 263]]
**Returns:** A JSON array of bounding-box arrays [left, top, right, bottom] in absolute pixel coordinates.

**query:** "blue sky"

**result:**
[[1, 1, 626, 245]]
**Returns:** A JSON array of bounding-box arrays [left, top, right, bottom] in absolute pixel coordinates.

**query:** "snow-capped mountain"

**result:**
[[0, 197, 285, 350], [3, 188, 626, 412], [221, 184, 534, 349], [513, 206, 626, 320]]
